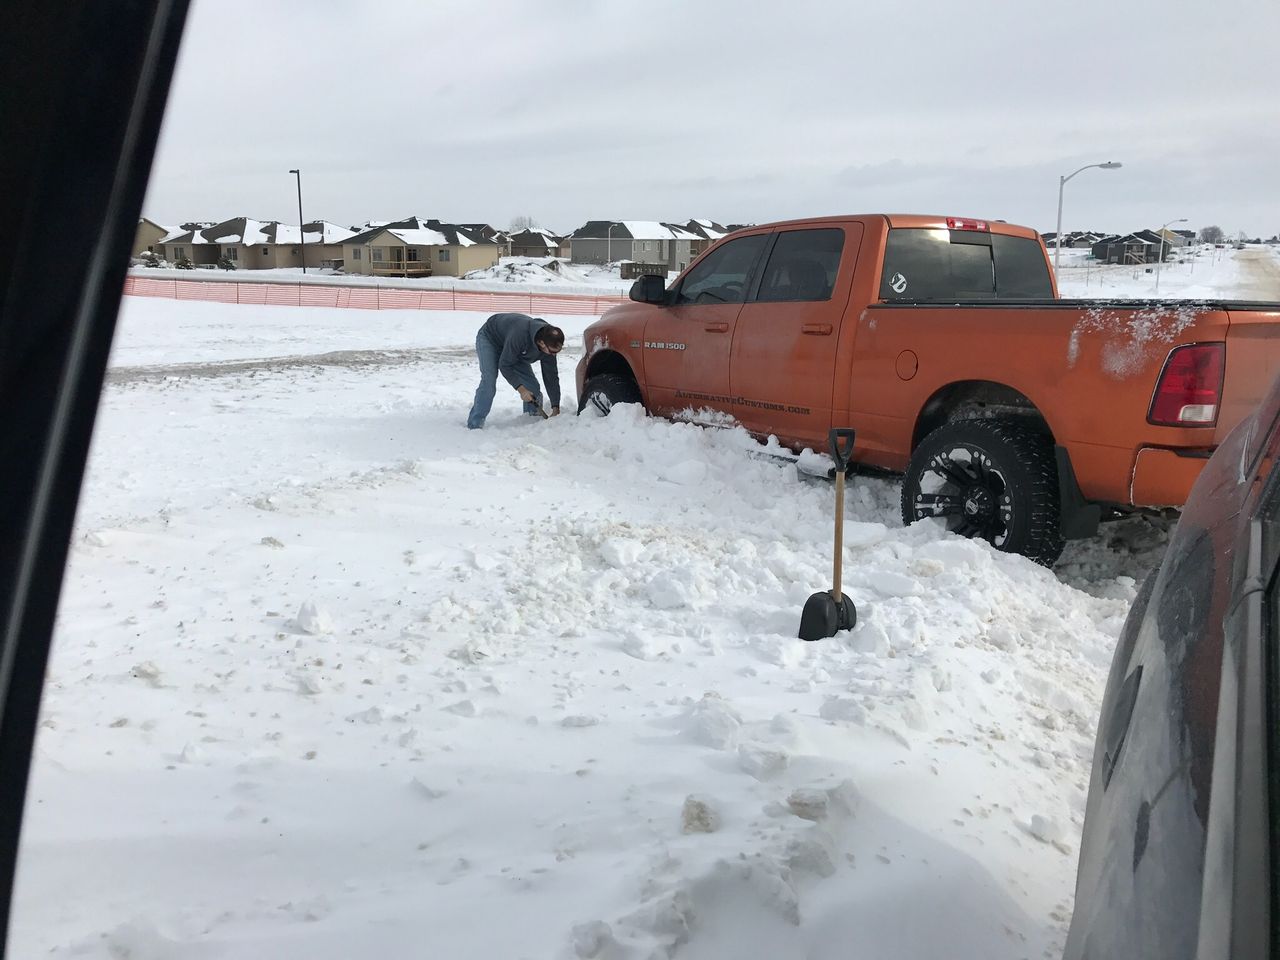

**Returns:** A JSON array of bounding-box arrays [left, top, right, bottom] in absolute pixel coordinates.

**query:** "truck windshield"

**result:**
[[880, 228, 1054, 301]]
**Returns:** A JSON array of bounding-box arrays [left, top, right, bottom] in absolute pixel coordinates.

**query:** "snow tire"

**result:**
[[901, 417, 1065, 566]]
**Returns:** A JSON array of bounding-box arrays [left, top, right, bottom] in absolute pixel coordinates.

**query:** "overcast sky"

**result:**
[[144, 0, 1280, 237]]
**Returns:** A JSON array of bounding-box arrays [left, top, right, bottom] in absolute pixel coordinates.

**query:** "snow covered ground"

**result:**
[[1054, 243, 1280, 300], [10, 296, 1176, 959], [128, 258, 646, 298]]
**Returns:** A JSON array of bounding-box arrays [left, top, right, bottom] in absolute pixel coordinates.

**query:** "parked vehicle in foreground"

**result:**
[[576, 214, 1280, 563], [1064, 371, 1280, 958]]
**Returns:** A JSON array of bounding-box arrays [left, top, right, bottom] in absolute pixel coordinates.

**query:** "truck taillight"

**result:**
[[946, 217, 990, 232], [1148, 342, 1225, 426]]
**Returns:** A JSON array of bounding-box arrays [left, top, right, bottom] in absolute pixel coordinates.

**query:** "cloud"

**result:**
[[143, 0, 1280, 235]]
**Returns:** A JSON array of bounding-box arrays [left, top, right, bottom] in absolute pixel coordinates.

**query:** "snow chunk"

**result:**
[[443, 699, 479, 718], [293, 600, 334, 635], [600, 537, 644, 568], [1029, 814, 1063, 844], [561, 714, 600, 728], [683, 693, 742, 749], [681, 794, 722, 834], [571, 920, 618, 958], [787, 780, 859, 822], [646, 570, 696, 610], [738, 743, 789, 780], [131, 661, 162, 687], [660, 459, 709, 486], [865, 570, 921, 598], [819, 696, 868, 724]]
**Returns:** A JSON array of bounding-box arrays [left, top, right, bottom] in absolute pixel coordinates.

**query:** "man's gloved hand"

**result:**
[[550, 407, 561, 417], [517, 385, 536, 404]]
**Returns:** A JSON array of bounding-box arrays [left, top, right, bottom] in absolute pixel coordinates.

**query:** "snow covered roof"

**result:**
[[572, 220, 700, 241], [687, 219, 729, 240], [510, 229, 565, 249], [345, 217, 493, 247], [383, 227, 452, 246]]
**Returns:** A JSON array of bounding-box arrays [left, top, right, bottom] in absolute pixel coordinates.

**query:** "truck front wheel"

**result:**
[[901, 418, 1065, 566], [579, 374, 643, 417]]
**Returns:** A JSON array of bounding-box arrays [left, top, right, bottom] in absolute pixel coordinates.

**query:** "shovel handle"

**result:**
[[828, 428, 856, 473]]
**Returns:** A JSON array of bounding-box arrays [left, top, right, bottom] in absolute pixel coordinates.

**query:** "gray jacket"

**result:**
[[481, 313, 560, 407]]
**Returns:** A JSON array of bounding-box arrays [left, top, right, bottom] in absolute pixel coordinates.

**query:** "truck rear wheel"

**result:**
[[901, 418, 1065, 566], [579, 374, 643, 417]]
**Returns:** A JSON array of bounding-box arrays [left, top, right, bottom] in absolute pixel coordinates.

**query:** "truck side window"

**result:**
[[673, 234, 768, 305], [754, 228, 844, 302]]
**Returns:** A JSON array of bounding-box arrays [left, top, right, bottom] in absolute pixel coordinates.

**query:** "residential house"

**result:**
[[1153, 227, 1191, 249], [301, 221, 359, 269], [1173, 229, 1198, 243], [509, 228, 571, 259], [1091, 233, 1165, 265], [1046, 231, 1103, 249], [158, 222, 219, 267], [340, 217, 502, 278], [684, 219, 729, 258], [455, 224, 512, 258], [1067, 231, 1104, 249], [570, 221, 700, 271], [133, 217, 171, 258]]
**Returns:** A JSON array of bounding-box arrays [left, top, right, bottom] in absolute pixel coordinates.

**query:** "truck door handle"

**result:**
[[802, 323, 833, 335], [704, 322, 729, 333]]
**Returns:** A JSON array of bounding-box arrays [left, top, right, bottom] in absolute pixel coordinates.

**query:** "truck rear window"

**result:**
[[880, 228, 1053, 301]]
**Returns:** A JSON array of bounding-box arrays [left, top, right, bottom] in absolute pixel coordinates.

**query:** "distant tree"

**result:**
[[1198, 225, 1225, 244], [218, 255, 237, 271], [175, 256, 194, 270], [140, 251, 161, 267], [509, 215, 538, 232]]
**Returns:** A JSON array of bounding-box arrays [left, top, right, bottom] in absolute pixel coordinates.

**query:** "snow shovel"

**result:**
[[798, 428, 858, 641]]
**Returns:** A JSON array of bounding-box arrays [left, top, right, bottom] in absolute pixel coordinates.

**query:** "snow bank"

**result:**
[[9, 298, 1169, 959]]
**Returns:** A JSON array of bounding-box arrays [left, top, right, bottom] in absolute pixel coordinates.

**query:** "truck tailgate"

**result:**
[[1218, 306, 1280, 444]]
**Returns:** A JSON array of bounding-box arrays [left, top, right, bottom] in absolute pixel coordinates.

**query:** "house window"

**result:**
[[225, 247, 237, 260], [407, 248, 420, 262], [438, 249, 451, 262], [291, 248, 299, 255], [352, 248, 362, 261], [175, 246, 185, 259], [372, 248, 385, 262], [262, 247, 269, 256]]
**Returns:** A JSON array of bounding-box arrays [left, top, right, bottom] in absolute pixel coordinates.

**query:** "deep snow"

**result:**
[[9, 295, 1176, 959]]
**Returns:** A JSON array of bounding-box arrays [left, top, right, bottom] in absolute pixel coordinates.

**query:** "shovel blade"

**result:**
[[798, 592, 856, 641]]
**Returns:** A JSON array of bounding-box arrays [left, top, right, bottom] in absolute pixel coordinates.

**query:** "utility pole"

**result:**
[[289, 169, 306, 274]]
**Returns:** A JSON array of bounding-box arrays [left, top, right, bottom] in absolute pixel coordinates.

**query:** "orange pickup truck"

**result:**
[[575, 214, 1280, 564]]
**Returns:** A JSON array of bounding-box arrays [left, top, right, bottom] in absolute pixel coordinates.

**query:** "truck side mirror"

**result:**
[[629, 274, 667, 304]]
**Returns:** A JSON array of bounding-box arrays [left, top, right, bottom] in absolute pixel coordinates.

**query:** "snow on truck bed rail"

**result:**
[[9, 297, 1169, 959]]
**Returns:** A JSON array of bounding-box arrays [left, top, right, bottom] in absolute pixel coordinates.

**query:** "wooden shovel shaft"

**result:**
[[832, 468, 845, 601]]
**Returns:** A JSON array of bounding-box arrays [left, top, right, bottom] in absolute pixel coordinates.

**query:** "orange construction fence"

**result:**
[[122, 276, 628, 317]]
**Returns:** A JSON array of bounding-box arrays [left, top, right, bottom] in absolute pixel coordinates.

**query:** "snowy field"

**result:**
[[13, 295, 1184, 959], [1054, 243, 1280, 299], [128, 258, 645, 298], [131, 244, 1280, 304]]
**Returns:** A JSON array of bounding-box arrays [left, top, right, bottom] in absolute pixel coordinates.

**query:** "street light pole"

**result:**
[[288, 168, 306, 275], [1054, 160, 1122, 274], [1154, 217, 1188, 295]]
